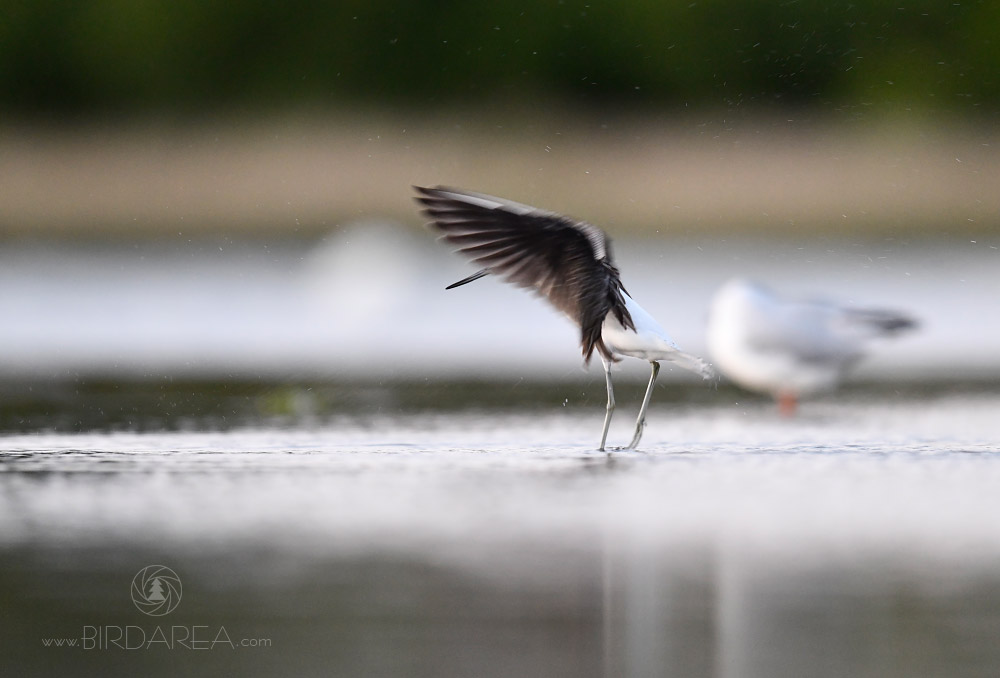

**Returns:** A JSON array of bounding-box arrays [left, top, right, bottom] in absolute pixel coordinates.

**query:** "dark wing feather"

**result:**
[[414, 185, 634, 362]]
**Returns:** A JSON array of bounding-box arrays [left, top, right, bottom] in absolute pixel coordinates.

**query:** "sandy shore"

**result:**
[[2, 112, 998, 239]]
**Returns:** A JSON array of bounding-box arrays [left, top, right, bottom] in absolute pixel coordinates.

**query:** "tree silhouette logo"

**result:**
[[131, 565, 182, 616]]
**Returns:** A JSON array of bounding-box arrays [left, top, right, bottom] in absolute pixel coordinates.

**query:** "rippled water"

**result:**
[[2, 381, 999, 677]]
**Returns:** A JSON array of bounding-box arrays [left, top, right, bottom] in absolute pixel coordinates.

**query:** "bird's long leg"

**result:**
[[599, 357, 615, 451], [627, 361, 660, 450]]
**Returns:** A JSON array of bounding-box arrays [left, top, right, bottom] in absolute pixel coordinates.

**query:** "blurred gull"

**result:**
[[415, 185, 713, 451], [707, 278, 918, 414], [301, 219, 420, 326]]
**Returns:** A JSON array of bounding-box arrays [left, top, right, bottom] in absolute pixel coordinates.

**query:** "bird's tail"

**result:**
[[665, 350, 717, 381], [844, 308, 919, 337]]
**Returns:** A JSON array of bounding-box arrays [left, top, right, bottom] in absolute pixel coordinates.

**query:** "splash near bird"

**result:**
[[414, 185, 714, 450], [706, 278, 918, 415]]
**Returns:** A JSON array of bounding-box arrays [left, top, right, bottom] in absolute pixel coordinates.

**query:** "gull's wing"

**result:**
[[414, 185, 633, 361], [736, 283, 917, 365], [837, 307, 918, 336], [753, 301, 868, 365]]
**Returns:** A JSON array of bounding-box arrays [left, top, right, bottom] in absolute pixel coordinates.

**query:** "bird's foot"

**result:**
[[604, 445, 643, 453]]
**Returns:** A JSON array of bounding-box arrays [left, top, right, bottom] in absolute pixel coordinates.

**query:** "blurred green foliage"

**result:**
[[0, 0, 997, 116]]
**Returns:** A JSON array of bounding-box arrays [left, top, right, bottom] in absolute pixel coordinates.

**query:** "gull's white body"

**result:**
[[707, 278, 916, 405]]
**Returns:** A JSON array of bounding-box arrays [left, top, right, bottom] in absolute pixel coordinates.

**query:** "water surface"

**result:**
[[2, 382, 998, 677]]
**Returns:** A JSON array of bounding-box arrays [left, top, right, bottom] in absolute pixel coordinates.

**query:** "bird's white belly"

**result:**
[[602, 315, 676, 360]]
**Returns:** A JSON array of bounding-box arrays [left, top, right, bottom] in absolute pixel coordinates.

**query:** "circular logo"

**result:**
[[131, 565, 182, 616]]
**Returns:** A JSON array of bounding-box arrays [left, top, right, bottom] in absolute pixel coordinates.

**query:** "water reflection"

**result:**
[[4, 518, 999, 677]]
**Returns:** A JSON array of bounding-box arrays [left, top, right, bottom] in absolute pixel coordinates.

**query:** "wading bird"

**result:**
[[707, 278, 918, 415], [415, 186, 713, 450]]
